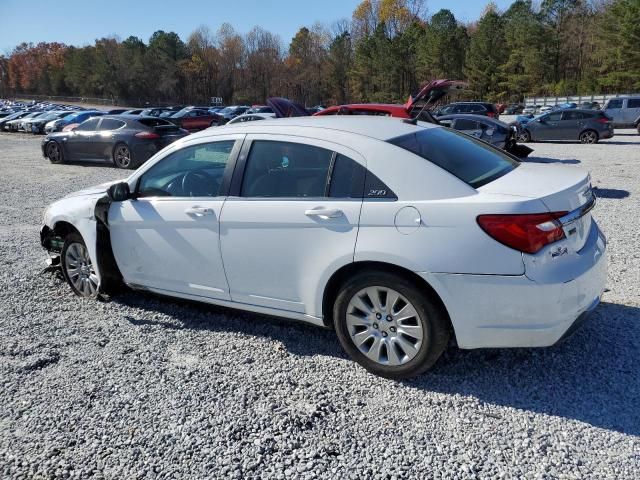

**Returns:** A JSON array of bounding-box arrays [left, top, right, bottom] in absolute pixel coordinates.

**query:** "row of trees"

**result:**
[[1, 0, 638, 106]]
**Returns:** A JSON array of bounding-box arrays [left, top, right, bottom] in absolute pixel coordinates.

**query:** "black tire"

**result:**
[[333, 271, 450, 379], [46, 141, 64, 164], [61, 232, 99, 298], [579, 129, 599, 144], [112, 143, 135, 169], [516, 130, 531, 143]]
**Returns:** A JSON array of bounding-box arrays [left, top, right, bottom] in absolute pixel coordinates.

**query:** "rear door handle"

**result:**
[[185, 206, 214, 217], [305, 208, 343, 219]]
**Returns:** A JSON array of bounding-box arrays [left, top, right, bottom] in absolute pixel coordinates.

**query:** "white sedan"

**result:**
[[41, 117, 607, 378]]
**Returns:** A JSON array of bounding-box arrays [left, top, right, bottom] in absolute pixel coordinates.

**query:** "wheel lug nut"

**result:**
[[390, 327, 396, 333], [375, 313, 382, 320], [381, 332, 388, 338], [386, 315, 392, 321], [373, 323, 379, 329]]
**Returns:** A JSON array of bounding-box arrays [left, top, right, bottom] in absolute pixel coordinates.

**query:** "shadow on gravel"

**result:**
[[117, 291, 639, 435], [593, 187, 630, 199], [524, 156, 581, 165], [405, 302, 640, 436]]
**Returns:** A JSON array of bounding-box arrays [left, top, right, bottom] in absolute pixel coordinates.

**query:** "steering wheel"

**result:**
[[181, 170, 217, 197]]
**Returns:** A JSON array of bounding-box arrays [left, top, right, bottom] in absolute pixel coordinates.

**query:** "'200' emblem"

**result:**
[[368, 189, 387, 196]]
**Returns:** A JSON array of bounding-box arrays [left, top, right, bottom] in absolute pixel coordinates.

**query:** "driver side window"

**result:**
[[137, 141, 236, 198]]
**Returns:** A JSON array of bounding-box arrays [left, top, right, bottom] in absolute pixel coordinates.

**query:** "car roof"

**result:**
[[190, 116, 440, 142]]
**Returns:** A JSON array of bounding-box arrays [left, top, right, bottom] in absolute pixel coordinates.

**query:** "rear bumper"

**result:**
[[423, 224, 607, 349]]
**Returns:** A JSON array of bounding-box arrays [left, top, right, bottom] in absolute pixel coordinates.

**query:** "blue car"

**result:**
[[44, 110, 105, 133]]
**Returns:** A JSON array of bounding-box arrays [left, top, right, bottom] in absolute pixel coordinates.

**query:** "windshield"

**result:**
[[388, 127, 519, 189]]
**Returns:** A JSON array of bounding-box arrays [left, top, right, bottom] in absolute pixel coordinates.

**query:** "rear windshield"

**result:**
[[388, 127, 518, 188]]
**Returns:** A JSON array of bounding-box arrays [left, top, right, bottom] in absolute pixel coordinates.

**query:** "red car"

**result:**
[[313, 80, 467, 120], [167, 108, 216, 131]]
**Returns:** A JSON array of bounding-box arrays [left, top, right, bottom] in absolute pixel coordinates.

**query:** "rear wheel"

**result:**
[[334, 271, 450, 379], [579, 130, 598, 144], [46, 141, 64, 164], [516, 130, 531, 143], [113, 143, 134, 169], [61, 233, 98, 298]]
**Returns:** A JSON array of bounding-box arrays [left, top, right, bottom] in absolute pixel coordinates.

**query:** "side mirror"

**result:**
[[107, 182, 131, 202]]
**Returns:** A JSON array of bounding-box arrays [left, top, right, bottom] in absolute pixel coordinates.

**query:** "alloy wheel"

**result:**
[[580, 131, 597, 144], [346, 286, 424, 366], [115, 145, 131, 168], [64, 242, 98, 296], [47, 143, 60, 162]]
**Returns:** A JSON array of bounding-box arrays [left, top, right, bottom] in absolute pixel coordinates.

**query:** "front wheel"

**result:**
[[61, 233, 99, 298], [579, 130, 598, 144], [113, 143, 134, 169], [46, 141, 64, 164], [334, 271, 450, 379]]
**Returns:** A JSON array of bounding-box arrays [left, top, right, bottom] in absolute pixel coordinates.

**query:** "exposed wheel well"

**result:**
[[53, 221, 80, 238], [321, 261, 453, 334]]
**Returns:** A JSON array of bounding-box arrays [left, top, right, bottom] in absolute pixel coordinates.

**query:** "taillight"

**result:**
[[477, 212, 568, 254], [487, 112, 496, 118], [135, 131, 160, 139], [596, 117, 609, 124]]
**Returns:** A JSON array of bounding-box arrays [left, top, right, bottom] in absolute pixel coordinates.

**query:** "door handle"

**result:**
[[305, 208, 343, 219], [185, 206, 214, 217]]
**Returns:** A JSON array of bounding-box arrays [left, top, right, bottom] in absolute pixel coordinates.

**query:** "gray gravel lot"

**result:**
[[0, 131, 639, 479]]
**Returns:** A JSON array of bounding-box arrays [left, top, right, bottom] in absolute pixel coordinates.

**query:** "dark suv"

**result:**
[[434, 102, 499, 119]]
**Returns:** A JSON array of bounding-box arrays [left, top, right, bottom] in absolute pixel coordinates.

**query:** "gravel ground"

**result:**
[[0, 131, 638, 479]]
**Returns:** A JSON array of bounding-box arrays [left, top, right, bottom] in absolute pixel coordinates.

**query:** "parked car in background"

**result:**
[[213, 105, 251, 125], [580, 101, 601, 110], [517, 109, 613, 143], [522, 105, 539, 114], [313, 80, 468, 121], [122, 109, 143, 116], [433, 102, 500, 119], [557, 102, 577, 109], [0, 110, 32, 130], [247, 105, 274, 114], [167, 108, 217, 131], [42, 115, 189, 169], [138, 107, 172, 117], [107, 108, 129, 115], [538, 105, 554, 114], [26, 111, 77, 134], [52, 110, 105, 133], [602, 96, 640, 129], [5, 112, 48, 132], [505, 104, 524, 114], [40, 116, 607, 379], [437, 114, 532, 157], [226, 113, 276, 124]]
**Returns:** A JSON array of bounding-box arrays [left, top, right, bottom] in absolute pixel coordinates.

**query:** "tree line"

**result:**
[[0, 0, 638, 106]]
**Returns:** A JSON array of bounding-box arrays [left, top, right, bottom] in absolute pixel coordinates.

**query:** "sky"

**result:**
[[0, 0, 515, 54]]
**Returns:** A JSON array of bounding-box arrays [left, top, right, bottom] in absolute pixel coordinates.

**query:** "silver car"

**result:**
[[603, 97, 640, 130]]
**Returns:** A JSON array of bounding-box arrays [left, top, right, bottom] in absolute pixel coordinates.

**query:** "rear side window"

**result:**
[[328, 154, 365, 198], [562, 111, 585, 120], [99, 119, 126, 130], [388, 127, 518, 189], [627, 98, 640, 108], [606, 99, 623, 109], [241, 141, 333, 198], [75, 118, 101, 131], [454, 119, 480, 131]]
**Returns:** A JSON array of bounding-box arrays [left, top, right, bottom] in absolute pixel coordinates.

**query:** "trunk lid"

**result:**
[[479, 163, 594, 252], [267, 97, 310, 118], [404, 79, 468, 111]]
